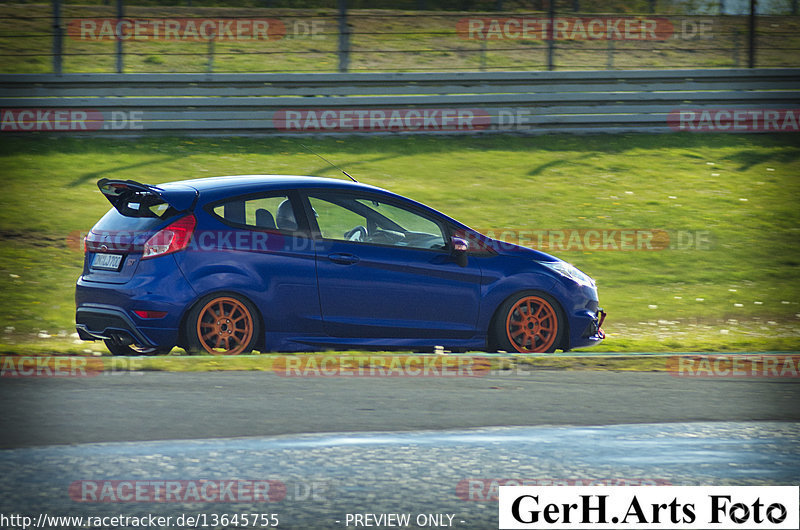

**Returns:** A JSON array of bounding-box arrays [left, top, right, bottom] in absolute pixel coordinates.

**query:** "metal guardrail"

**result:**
[[0, 69, 798, 135]]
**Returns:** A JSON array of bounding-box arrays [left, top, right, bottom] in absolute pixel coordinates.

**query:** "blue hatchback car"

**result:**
[[76, 175, 605, 355]]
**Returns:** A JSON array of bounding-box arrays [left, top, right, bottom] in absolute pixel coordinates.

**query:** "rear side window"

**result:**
[[209, 194, 302, 232]]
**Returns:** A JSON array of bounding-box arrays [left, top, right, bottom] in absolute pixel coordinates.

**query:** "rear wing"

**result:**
[[97, 178, 197, 217]]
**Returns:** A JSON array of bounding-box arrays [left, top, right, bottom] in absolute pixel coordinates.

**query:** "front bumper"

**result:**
[[569, 306, 606, 350]]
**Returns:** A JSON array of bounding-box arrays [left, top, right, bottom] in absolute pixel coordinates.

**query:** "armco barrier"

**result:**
[[0, 69, 798, 135]]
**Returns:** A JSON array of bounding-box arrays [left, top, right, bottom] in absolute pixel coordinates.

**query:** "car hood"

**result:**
[[494, 240, 563, 264], [464, 230, 560, 262]]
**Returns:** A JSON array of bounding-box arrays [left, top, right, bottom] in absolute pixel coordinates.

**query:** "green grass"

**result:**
[[0, 134, 799, 353]]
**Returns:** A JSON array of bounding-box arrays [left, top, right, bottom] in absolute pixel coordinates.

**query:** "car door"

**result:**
[[182, 190, 322, 339], [305, 190, 482, 340]]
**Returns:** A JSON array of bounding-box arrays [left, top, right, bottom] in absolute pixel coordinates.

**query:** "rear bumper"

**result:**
[[75, 265, 196, 348], [76, 305, 157, 347]]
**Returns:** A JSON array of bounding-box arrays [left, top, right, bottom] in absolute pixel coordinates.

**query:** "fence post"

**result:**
[[207, 33, 215, 73], [52, 0, 63, 74], [338, 0, 350, 73], [547, 0, 555, 70], [116, 0, 124, 73], [748, 0, 756, 68]]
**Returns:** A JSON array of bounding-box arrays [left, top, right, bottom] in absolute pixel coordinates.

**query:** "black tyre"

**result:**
[[184, 292, 261, 355], [493, 291, 565, 353]]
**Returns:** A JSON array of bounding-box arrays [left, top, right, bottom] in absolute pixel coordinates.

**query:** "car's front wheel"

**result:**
[[184, 293, 261, 355], [493, 291, 564, 353]]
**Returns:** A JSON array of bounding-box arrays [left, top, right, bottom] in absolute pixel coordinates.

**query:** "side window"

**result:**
[[308, 196, 367, 240], [308, 193, 446, 250], [210, 194, 300, 232]]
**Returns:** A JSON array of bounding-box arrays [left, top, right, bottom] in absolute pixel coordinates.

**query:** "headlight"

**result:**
[[538, 261, 595, 288]]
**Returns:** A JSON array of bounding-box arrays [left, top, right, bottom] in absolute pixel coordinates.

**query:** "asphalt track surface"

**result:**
[[2, 368, 800, 529], [1, 423, 799, 530], [2, 369, 799, 448]]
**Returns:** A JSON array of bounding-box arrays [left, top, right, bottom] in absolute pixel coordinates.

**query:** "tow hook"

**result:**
[[597, 309, 607, 339]]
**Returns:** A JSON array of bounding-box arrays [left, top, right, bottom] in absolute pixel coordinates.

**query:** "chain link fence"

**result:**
[[1, 0, 798, 74]]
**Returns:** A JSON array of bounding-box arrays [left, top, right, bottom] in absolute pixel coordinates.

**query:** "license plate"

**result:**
[[92, 253, 123, 271]]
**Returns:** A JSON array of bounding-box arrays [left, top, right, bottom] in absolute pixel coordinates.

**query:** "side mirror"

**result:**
[[451, 236, 469, 267]]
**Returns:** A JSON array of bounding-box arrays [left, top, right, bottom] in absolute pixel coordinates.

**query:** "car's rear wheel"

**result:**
[[103, 340, 171, 356], [185, 293, 260, 355], [494, 291, 564, 353]]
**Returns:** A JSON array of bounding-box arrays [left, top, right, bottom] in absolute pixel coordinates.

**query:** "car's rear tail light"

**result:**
[[133, 310, 168, 319], [142, 214, 196, 259]]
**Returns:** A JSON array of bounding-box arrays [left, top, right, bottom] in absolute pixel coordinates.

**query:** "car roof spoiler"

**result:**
[[97, 178, 198, 213]]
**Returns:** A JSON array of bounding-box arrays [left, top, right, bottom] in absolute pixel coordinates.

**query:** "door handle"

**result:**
[[327, 253, 360, 265]]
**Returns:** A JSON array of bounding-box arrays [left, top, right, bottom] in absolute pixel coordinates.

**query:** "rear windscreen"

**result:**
[[111, 192, 176, 219], [93, 207, 171, 232], [94, 191, 179, 230]]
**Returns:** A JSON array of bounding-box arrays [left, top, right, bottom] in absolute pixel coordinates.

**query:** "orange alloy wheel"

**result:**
[[505, 295, 558, 353], [195, 297, 254, 355]]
